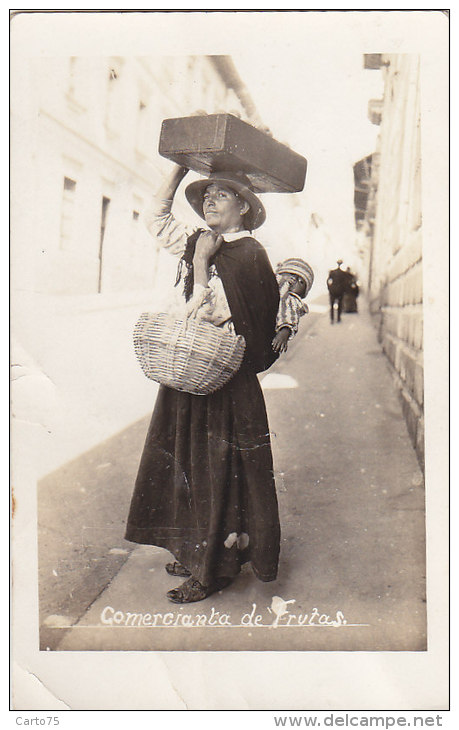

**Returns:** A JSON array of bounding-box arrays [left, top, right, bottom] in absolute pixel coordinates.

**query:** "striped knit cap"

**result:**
[[275, 258, 314, 296]]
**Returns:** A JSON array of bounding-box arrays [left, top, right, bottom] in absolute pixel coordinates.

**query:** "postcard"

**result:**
[[10, 9, 449, 714]]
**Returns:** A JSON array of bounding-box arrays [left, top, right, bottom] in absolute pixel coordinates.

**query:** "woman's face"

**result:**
[[202, 184, 249, 234]]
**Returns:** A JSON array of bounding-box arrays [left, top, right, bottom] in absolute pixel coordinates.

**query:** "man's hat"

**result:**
[[276, 258, 314, 296], [185, 170, 266, 230]]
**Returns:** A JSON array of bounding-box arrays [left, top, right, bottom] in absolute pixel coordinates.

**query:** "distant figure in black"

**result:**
[[342, 266, 360, 313], [327, 260, 350, 324]]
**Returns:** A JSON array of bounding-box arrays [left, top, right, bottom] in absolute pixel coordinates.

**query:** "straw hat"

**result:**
[[185, 171, 266, 230]]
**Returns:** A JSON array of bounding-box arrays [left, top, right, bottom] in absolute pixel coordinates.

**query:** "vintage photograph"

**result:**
[[11, 9, 449, 711]]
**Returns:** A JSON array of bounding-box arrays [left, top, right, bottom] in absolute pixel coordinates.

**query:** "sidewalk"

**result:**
[[39, 301, 426, 655], [12, 289, 161, 478]]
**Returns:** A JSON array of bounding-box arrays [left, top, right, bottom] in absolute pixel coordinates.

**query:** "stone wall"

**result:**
[[365, 55, 424, 466]]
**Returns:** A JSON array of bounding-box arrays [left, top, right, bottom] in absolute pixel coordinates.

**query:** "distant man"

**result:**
[[327, 260, 350, 324]]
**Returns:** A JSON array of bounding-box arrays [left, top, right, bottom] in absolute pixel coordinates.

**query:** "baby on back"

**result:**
[[272, 258, 314, 354]]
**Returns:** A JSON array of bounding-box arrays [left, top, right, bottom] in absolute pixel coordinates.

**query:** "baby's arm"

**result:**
[[274, 289, 301, 353], [272, 326, 292, 353]]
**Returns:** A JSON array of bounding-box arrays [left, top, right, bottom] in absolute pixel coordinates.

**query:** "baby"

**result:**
[[272, 258, 314, 353]]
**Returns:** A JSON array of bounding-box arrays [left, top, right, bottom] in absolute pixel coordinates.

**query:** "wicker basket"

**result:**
[[134, 312, 246, 395]]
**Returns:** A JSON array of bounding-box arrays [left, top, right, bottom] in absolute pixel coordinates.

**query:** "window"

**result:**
[[66, 57, 88, 113], [64, 176, 76, 192], [98, 196, 111, 293], [135, 92, 150, 156], [60, 176, 77, 249], [105, 58, 124, 137], [68, 57, 78, 97], [131, 196, 143, 247]]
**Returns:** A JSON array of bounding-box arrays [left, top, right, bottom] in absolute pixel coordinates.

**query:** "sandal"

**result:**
[[165, 561, 191, 577], [166, 576, 232, 604]]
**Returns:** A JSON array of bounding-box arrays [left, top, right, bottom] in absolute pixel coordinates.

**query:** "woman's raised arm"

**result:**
[[156, 164, 189, 202], [145, 164, 192, 255]]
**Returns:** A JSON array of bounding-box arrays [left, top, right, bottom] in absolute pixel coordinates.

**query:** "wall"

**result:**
[[363, 55, 424, 466]]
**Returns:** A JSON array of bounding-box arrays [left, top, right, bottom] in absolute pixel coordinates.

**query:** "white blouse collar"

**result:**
[[221, 230, 252, 241]]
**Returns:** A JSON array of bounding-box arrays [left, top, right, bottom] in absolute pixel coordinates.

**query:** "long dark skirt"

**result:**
[[125, 367, 280, 586]]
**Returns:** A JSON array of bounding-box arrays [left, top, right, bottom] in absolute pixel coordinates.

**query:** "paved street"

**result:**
[[38, 299, 426, 654]]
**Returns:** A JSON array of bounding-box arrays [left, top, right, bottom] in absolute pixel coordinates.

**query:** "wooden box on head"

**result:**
[[159, 113, 307, 194]]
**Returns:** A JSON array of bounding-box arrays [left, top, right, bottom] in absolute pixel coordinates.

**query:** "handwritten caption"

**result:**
[[100, 596, 366, 629]]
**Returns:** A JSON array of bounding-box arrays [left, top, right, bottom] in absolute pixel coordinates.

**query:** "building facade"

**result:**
[[357, 54, 423, 466], [13, 55, 255, 297]]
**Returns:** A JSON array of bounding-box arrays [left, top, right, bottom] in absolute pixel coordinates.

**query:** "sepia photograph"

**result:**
[[10, 9, 449, 712]]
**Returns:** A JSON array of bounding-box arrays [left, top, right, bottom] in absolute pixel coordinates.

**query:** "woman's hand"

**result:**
[[194, 231, 223, 262], [194, 230, 223, 260], [156, 164, 189, 202], [193, 231, 223, 289]]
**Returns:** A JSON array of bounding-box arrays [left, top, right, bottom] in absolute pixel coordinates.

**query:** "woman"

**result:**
[[125, 164, 281, 603]]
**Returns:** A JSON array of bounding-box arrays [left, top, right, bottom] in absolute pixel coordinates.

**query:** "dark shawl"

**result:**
[[214, 236, 280, 373]]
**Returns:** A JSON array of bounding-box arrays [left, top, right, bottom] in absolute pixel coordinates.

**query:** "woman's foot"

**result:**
[[166, 576, 232, 604], [165, 561, 191, 577]]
